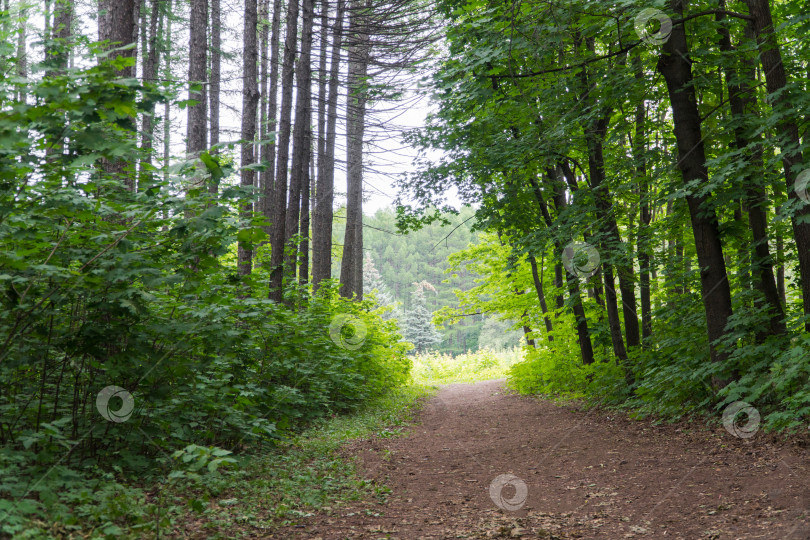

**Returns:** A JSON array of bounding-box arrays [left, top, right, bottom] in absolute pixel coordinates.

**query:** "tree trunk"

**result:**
[[657, 0, 734, 383], [340, 0, 369, 299], [633, 53, 652, 343], [529, 254, 553, 342], [744, 0, 810, 330], [268, 0, 299, 301], [313, 0, 345, 290], [186, 0, 207, 163], [716, 6, 785, 336], [285, 0, 315, 284], [209, 0, 221, 189], [262, 0, 282, 232], [139, 0, 161, 191], [238, 0, 259, 277], [258, 0, 269, 219], [99, 0, 139, 189]]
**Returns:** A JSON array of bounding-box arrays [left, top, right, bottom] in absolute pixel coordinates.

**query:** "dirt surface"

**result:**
[[272, 379, 810, 539]]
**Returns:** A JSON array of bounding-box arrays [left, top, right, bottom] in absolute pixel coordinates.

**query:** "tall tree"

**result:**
[[340, 0, 370, 299], [744, 0, 810, 331], [98, 0, 139, 189], [139, 0, 161, 190], [238, 0, 260, 276], [186, 0, 207, 165], [657, 0, 734, 383], [209, 0, 221, 182], [312, 0, 345, 290], [268, 0, 299, 300], [284, 0, 315, 283]]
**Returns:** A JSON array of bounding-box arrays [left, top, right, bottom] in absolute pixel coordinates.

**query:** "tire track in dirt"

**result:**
[[273, 379, 810, 539]]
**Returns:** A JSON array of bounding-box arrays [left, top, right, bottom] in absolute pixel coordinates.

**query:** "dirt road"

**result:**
[[274, 379, 810, 539]]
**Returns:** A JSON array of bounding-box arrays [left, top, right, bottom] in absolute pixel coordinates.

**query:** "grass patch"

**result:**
[[410, 348, 524, 385]]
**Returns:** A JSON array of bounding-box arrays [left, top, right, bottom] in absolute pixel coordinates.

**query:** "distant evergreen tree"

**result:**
[[402, 281, 443, 353]]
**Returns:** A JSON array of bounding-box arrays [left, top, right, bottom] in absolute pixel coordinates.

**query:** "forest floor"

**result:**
[[270, 379, 809, 539]]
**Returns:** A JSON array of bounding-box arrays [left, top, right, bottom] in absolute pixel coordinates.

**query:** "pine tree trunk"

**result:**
[[268, 0, 300, 300], [139, 0, 161, 191], [657, 0, 734, 383], [238, 0, 259, 277], [340, 0, 369, 299], [313, 0, 345, 290], [258, 0, 269, 219], [186, 0, 207, 161], [262, 0, 282, 232], [98, 0, 139, 189], [209, 0, 221, 191], [285, 0, 315, 284]]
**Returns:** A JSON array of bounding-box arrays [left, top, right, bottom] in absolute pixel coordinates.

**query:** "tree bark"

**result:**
[[340, 0, 369, 299], [285, 0, 315, 284], [744, 0, 810, 330], [186, 0, 207, 162], [139, 0, 161, 191], [313, 0, 345, 290], [209, 0, 221, 188], [262, 0, 282, 232], [657, 0, 734, 383], [99, 0, 139, 189], [238, 0, 259, 276], [268, 0, 299, 301], [716, 6, 785, 336]]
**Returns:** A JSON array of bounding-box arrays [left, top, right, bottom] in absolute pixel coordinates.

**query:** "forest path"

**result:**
[[273, 379, 809, 539]]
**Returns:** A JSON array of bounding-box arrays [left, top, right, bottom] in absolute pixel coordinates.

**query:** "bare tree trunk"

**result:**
[[162, 0, 172, 188], [186, 0, 207, 163], [238, 0, 259, 276], [285, 0, 315, 284], [99, 0, 139, 190], [258, 0, 269, 219], [299, 118, 312, 285], [209, 0, 221, 191], [262, 0, 282, 231], [658, 0, 734, 385], [744, 0, 810, 330], [139, 0, 161, 190], [340, 0, 369, 299], [268, 0, 299, 300], [312, 0, 345, 290]]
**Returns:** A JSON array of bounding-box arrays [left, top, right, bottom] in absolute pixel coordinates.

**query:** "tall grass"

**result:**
[[410, 348, 524, 385]]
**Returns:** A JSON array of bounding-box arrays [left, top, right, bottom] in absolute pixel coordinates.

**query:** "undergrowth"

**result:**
[[0, 385, 432, 539]]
